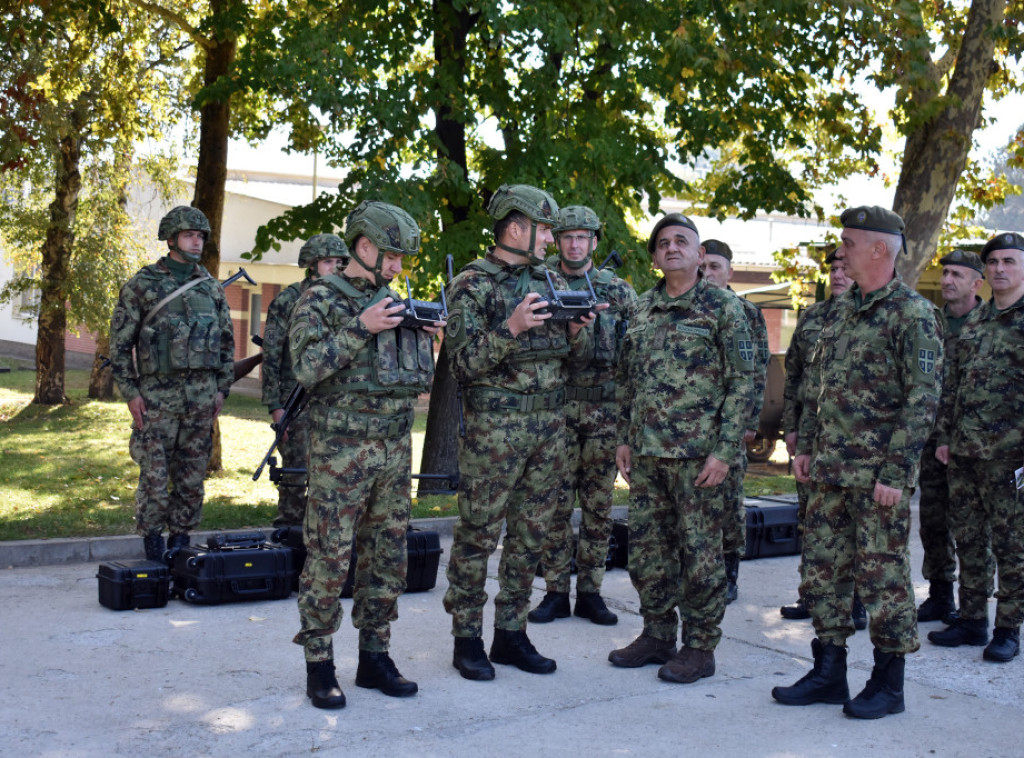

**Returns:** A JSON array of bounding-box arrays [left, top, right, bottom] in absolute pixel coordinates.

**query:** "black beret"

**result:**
[[938, 249, 983, 274], [647, 213, 699, 254], [840, 206, 905, 236], [979, 232, 1024, 263], [824, 246, 839, 265], [702, 239, 732, 261]]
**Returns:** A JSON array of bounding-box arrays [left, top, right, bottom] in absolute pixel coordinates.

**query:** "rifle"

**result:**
[[597, 249, 623, 270], [446, 255, 466, 439], [233, 334, 265, 381], [252, 382, 308, 481]]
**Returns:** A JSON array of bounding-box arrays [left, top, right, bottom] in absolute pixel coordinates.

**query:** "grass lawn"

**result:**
[[0, 362, 789, 541]]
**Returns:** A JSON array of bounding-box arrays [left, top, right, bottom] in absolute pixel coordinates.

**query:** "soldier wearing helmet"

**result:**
[[288, 201, 442, 709], [443, 184, 604, 682], [529, 205, 637, 628], [108, 205, 234, 562], [261, 233, 348, 526]]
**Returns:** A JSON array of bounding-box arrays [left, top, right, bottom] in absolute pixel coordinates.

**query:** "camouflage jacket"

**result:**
[[925, 298, 983, 446], [444, 250, 590, 405], [940, 293, 1024, 461], [617, 275, 756, 462], [782, 297, 840, 436], [797, 277, 943, 489], [109, 257, 234, 413], [734, 290, 770, 430], [261, 277, 313, 412], [288, 274, 434, 419], [543, 257, 638, 396]]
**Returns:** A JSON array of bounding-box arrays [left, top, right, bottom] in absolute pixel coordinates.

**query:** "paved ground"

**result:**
[[1, 496, 1021, 758]]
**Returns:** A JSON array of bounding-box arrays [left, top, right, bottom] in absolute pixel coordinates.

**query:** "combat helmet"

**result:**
[[553, 205, 601, 270], [487, 184, 559, 263], [157, 206, 210, 263], [344, 200, 420, 286], [298, 233, 348, 269]]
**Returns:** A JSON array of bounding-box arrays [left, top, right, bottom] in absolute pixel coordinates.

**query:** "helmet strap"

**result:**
[[558, 233, 595, 270], [169, 234, 201, 264], [496, 221, 544, 264], [351, 241, 388, 287]]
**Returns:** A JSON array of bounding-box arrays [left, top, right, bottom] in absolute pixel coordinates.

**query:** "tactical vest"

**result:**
[[565, 267, 626, 368], [316, 276, 434, 398], [136, 272, 223, 376], [464, 259, 570, 361]]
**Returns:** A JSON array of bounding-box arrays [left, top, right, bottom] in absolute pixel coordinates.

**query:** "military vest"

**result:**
[[316, 275, 434, 398], [464, 259, 570, 361], [135, 270, 223, 376]]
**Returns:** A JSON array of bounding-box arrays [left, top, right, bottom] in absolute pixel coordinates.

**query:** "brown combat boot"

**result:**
[[608, 633, 676, 668], [658, 647, 716, 683]]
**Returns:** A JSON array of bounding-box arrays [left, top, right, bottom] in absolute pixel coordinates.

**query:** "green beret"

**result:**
[[939, 249, 983, 274], [702, 239, 732, 261], [840, 205, 905, 236], [648, 213, 699, 253], [980, 231, 1024, 263]]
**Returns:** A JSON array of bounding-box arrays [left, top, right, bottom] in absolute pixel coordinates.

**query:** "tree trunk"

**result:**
[[193, 0, 238, 473], [88, 333, 114, 400], [893, 0, 1003, 288], [418, 0, 478, 490], [34, 127, 82, 405]]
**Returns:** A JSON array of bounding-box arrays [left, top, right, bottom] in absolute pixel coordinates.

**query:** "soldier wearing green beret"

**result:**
[[930, 231, 1024, 664], [261, 234, 348, 527], [289, 201, 442, 709], [529, 206, 638, 627], [700, 239, 770, 605], [609, 214, 756, 684], [773, 205, 943, 719], [915, 249, 985, 624], [443, 184, 601, 682], [109, 206, 235, 562]]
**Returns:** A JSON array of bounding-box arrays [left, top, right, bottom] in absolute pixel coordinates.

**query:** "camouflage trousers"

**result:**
[[948, 455, 1021, 628], [538, 401, 616, 594], [628, 455, 727, 651], [917, 439, 957, 583], [129, 405, 215, 536], [273, 409, 310, 527], [721, 448, 749, 556], [294, 424, 411, 662], [444, 409, 565, 638], [792, 477, 811, 595], [800, 483, 919, 653]]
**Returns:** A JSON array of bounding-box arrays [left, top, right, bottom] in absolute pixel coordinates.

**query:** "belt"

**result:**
[[321, 408, 413, 440], [565, 381, 615, 403], [465, 387, 565, 413]]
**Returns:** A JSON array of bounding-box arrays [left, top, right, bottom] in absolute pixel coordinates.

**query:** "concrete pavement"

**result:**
[[1, 497, 1021, 758]]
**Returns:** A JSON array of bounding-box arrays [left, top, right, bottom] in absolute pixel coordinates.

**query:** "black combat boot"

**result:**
[[724, 553, 740, 605], [917, 581, 957, 623], [928, 616, 989, 647], [983, 627, 1021, 663], [574, 592, 618, 625], [780, 598, 811, 620], [852, 594, 867, 631], [452, 636, 495, 681], [355, 650, 418, 697], [843, 648, 905, 719], [306, 660, 346, 709], [772, 638, 850, 706], [489, 629, 557, 674], [527, 591, 570, 623], [142, 532, 165, 562]]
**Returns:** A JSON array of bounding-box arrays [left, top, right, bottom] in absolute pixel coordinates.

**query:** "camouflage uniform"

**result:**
[[443, 251, 590, 637], [940, 292, 1024, 631], [109, 256, 234, 538], [617, 274, 755, 649], [262, 278, 314, 526], [797, 277, 943, 653], [537, 260, 637, 595], [289, 273, 434, 661]]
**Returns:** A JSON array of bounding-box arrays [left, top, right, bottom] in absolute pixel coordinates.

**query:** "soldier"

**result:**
[[779, 250, 853, 621], [930, 232, 1024, 663], [529, 205, 637, 627], [772, 206, 942, 719], [289, 201, 441, 709], [443, 184, 598, 681], [261, 234, 348, 527], [916, 249, 985, 623], [109, 206, 234, 561], [700, 239, 770, 604], [609, 213, 755, 684]]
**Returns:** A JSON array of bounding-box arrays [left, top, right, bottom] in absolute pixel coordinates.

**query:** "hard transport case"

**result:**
[[97, 559, 171, 610], [743, 497, 802, 560], [170, 531, 293, 604]]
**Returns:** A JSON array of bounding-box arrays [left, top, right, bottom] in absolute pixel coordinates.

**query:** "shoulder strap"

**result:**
[[141, 272, 212, 328]]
